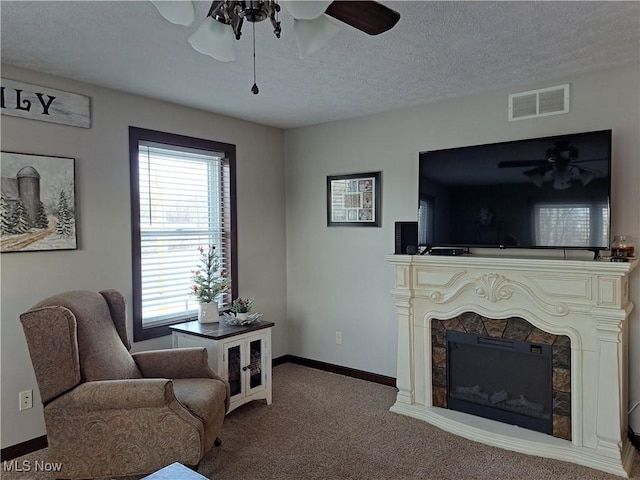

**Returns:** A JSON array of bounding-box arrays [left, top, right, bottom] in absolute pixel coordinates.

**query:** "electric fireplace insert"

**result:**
[[446, 330, 554, 435]]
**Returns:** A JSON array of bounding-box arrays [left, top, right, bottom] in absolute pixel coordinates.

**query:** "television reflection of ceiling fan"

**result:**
[[151, 1, 400, 93], [497, 141, 603, 190]]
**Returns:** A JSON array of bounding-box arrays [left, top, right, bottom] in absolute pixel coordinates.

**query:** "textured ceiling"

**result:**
[[1, 1, 639, 129]]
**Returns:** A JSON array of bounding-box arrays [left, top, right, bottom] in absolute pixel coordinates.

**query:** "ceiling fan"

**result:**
[[497, 141, 603, 190], [151, 1, 400, 94]]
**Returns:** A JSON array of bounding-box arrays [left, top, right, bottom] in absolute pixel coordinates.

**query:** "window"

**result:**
[[129, 127, 237, 341], [534, 202, 608, 248]]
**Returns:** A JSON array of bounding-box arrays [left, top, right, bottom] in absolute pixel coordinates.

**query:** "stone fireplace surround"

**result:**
[[387, 254, 637, 477]]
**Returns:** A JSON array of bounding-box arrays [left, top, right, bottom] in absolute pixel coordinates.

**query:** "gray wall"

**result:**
[[0, 64, 287, 448], [3, 62, 639, 450], [284, 64, 640, 426]]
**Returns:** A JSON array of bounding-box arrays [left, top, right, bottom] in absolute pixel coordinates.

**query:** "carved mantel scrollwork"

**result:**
[[427, 272, 570, 317], [474, 273, 512, 302]]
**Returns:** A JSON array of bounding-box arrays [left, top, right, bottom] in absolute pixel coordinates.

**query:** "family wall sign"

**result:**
[[1, 78, 91, 128]]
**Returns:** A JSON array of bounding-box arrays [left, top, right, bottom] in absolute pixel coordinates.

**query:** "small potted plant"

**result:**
[[230, 297, 254, 321], [190, 245, 231, 323]]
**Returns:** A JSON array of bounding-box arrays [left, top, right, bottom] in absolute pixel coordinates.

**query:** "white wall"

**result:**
[[284, 65, 640, 426], [0, 65, 287, 448]]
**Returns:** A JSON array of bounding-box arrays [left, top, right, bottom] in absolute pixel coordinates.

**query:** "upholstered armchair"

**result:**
[[20, 290, 230, 479]]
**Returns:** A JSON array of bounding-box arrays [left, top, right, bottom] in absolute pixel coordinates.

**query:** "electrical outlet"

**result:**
[[335, 331, 343, 345], [19, 390, 33, 411]]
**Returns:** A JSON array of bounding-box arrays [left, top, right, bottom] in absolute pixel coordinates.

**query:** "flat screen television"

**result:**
[[418, 130, 612, 252]]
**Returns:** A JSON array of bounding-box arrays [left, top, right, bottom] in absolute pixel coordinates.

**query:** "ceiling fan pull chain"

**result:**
[[251, 21, 259, 95]]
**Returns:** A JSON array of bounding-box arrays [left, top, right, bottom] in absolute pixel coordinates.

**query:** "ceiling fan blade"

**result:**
[[325, 1, 400, 35], [571, 158, 608, 164], [293, 15, 340, 59], [497, 160, 547, 168], [575, 165, 601, 174], [150, 0, 195, 26]]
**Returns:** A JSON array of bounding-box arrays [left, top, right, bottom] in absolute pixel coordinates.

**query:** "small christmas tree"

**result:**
[[190, 245, 231, 304]]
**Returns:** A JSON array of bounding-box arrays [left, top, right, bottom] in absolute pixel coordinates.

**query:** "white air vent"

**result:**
[[509, 84, 569, 121]]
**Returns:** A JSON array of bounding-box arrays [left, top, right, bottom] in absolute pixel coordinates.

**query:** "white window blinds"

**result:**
[[419, 196, 434, 245], [534, 203, 608, 248], [137, 142, 231, 326]]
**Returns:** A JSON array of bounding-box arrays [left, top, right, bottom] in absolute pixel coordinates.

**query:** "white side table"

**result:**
[[170, 319, 274, 413]]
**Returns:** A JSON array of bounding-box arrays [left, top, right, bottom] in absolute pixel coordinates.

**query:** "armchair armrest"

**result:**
[[53, 378, 175, 410], [132, 347, 223, 381], [44, 379, 206, 475]]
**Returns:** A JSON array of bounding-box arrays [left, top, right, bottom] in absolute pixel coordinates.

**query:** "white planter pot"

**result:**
[[235, 312, 249, 321], [198, 302, 219, 323]]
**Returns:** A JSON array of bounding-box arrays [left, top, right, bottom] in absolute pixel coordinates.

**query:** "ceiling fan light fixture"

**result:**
[[293, 15, 340, 59], [156, 0, 400, 92], [523, 167, 546, 188], [151, 0, 195, 26], [283, 1, 332, 20], [577, 167, 595, 186], [552, 170, 572, 190], [241, 2, 268, 22], [188, 17, 236, 62]]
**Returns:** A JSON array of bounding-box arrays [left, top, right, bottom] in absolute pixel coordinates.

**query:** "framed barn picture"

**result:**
[[1, 151, 77, 252]]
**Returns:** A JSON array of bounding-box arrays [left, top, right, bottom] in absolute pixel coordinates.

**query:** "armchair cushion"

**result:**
[[28, 290, 142, 382], [133, 348, 231, 412]]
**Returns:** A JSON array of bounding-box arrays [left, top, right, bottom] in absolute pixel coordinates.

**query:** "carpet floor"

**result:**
[[3, 363, 639, 479]]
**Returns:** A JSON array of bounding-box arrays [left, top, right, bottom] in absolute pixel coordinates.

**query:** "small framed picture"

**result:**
[[327, 171, 381, 227]]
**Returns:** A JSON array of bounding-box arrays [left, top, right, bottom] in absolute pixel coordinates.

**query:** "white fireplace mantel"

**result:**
[[387, 254, 638, 477]]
